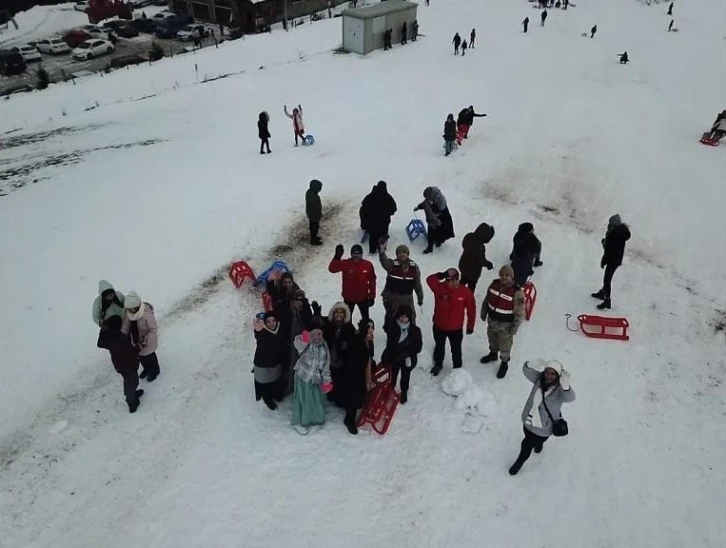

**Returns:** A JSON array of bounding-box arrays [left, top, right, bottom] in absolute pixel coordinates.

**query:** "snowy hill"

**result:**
[[1, 0, 725, 546]]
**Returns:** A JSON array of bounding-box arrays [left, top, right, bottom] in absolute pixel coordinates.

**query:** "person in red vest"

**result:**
[[480, 264, 525, 379], [427, 268, 476, 377], [328, 244, 377, 322]]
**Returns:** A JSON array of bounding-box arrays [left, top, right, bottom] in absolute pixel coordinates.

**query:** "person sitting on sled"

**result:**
[[284, 104, 306, 146], [704, 110, 726, 143]]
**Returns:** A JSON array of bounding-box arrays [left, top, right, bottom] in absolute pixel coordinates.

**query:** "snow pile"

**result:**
[[441, 368, 486, 415]]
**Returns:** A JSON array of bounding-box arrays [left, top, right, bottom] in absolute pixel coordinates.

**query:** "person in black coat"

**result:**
[[401, 21, 408, 44], [510, 222, 543, 287], [337, 318, 375, 435], [258, 111, 271, 154], [452, 32, 461, 54], [590, 25, 597, 38], [97, 315, 143, 413], [383, 28, 392, 50], [381, 305, 422, 404], [591, 214, 631, 309], [457, 106, 487, 141], [443, 113, 457, 156], [414, 186, 455, 253], [253, 311, 286, 409], [314, 301, 357, 407], [266, 272, 300, 315], [359, 180, 398, 253], [277, 288, 314, 393], [523, 17, 529, 33], [541, 9, 547, 26]]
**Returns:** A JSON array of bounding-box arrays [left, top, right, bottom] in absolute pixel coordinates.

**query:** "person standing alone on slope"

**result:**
[[258, 111, 271, 154], [305, 179, 324, 246], [284, 104, 306, 146], [591, 214, 631, 310]]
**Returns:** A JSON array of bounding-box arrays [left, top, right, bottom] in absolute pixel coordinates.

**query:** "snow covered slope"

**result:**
[[1, 0, 724, 546]]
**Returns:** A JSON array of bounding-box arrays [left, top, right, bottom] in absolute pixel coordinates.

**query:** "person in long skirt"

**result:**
[[253, 311, 286, 410], [337, 319, 375, 435], [291, 326, 332, 435]]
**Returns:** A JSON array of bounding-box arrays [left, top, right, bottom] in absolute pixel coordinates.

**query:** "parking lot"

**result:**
[[0, 6, 223, 95]]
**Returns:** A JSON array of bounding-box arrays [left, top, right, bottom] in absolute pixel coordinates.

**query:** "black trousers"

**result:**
[[139, 352, 160, 377], [433, 325, 463, 369], [344, 300, 370, 322], [344, 407, 357, 425], [460, 275, 479, 293], [601, 263, 620, 299], [514, 425, 549, 466], [391, 360, 415, 393], [367, 227, 388, 253], [122, 371, 139, 402], [259, 137, 270, 153], [309, 220, 320, 242]]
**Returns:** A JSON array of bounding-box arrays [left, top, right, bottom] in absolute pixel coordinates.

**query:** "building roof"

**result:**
[[341, 0, 418, 19]]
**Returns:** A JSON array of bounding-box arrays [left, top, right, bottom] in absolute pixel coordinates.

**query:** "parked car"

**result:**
[[11, 44, 41, 63], [109, 54, 145, 69], [0, 49, 27, 76], [79, 25, 112, 40], [72, 39, 115, 60], [73, 1, 89, 12], [128, 17, 157, 33], [102, 20, 139, 38], [131, 0, 156, 7], [35, 37, 72, 54], [63, 29, 93, 48], [176, 24, 209, 41], [1, 83, 34, 97], [154, 14, 193, 38], [152, 11, 172, 21]]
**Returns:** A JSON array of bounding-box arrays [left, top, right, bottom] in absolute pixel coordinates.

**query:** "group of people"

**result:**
[[383, 20, 419, 50], [443, 105, 487, 155], [257, 103, 307, 154], [92, 281, 161, 413], [451, 29, 476, 55]]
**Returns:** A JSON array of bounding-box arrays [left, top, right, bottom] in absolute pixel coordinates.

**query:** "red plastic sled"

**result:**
[[229, 261, 255, 288], [577, 314, 630, 341], [524, 281, 537, 321], [356, 364, 400, 435], [700, 134, 720, 147]]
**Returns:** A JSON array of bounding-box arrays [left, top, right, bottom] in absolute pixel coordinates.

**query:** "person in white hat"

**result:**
[[122, 291, 160, 382], [509, 359, 575, 475]]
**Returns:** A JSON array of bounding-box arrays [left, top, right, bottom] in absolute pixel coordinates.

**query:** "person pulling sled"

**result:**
[[701, 110, 726, 146]]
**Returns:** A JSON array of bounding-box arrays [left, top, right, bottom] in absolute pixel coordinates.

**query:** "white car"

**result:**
[[72, 39, 115, 60], [35, 38, 71, 55], [73, 1, 89, 12], [176, 24, 208, 41], [11, 44, 41, 63], [79, 25, 112, 40]]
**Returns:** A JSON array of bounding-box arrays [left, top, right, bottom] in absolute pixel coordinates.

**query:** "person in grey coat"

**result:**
[[509, 359, 575, 475]]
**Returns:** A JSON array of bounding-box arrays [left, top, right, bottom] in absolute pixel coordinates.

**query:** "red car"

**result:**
[[62, 29, 92, 48]]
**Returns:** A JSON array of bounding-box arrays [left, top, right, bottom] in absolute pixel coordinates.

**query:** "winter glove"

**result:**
[[368, 299, 375, 307], [417, 298, 424, 307], [437, 271, 447, 280], [466, 328, 474, 335], [321, 382, 334, 394], [484, 260, 494, 270], [600, 256, 607, 269], [334, 244, 344, 259], [311, 300, 322, 316], [560, 369, 571, 390]]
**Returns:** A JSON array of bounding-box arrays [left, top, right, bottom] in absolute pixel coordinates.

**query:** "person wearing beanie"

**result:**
[[252, 311, 286, 409], [510, 222, 543, 287], [427, 268, 476, 376], [316, 302, 357, 406], [414, 186, 455, 253], [458, 223, 495, 292], [337, 318, 376, 434], [359, 181, 398, 254], [591, 214, 631, 309], [378, 239, 424, 323], [291, 327, 332, 435], [97, 315, 144, 413], [305, 179, 323, 246], [122, 291, 160, 382], [509, 359, 575, 475], [328, 243, 377, 322], [92, 279, 125, 327], [381, 305, 423, 403], [480, 265, 525, 379]]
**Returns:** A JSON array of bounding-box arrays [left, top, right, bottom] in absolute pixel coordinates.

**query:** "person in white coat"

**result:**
[[509, 359, 575, 475], [284, 104, 306, 146]]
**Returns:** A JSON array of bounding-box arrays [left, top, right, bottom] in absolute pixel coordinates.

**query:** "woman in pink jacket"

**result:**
[[122, 291, 161, 382], [283, 103, 306, 146]]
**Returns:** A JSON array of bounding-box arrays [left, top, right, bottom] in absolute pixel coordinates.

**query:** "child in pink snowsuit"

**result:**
[[284, 104, 306, 146]]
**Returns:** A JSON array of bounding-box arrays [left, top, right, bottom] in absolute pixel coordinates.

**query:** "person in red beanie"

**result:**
[[328, 243, 377, 322], [426, 268, 476, 377]]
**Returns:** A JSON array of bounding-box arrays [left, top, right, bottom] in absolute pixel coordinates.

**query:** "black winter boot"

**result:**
[[422, 247, 433, 254], [509, 459, 525, 475], [534, 444, 543, 454], [480, 352, 498, 364], [344, 417, 358, 435], [139, 370, 148, 379], [400, 391, 408, 404], [597, 299, 611, 310], [496, 361, 509, 379], [591, 290, 605, 300], [430, 364, 443, 377]]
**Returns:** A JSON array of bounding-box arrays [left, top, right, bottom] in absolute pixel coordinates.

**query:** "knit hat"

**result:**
[[124, 291, 142, 309], [608, 214, 622, 226], [396, 304, 413, 318], [395, 244, 410, 255], [544, 360, 563, 376], [351, 244, 363, 255], [518, 222, 534, 233], [498, 264, 514, 277]]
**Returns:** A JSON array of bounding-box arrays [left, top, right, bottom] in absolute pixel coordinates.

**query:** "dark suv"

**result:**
[[0, 50, 26, 76], [154, 14, 193, 38]]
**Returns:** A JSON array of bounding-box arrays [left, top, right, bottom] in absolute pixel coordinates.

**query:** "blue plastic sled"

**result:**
[[302, 134, 315, 146], [254, 259, 292, 287], [406, 219, 427, 242]]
